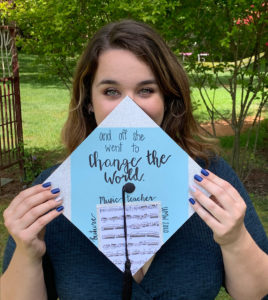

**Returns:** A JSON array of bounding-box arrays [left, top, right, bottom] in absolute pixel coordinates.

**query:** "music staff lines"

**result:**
[[101, 213, 158, 222], [99, 204, 158, 213], [105, 250, 155, 257], [101, 221, 159, 231], [102, 241, 159, 249], [102, 232, 160, 239]]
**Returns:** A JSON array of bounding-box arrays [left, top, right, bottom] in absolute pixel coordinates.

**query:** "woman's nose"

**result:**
[[126, 92, 141, 106], [125, 92, 135, 101]]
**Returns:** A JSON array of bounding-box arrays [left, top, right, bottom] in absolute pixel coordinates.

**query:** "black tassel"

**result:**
[[121, 183, 135, 300], [122, 259, 132, 300]]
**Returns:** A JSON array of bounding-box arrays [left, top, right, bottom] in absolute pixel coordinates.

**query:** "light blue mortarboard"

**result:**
[[45, 96, 209, 275]]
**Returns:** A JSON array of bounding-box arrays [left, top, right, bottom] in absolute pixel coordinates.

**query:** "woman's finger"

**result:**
[[194, 176, 232, 209], [189, 197, 223, 231], [194, 173, 235, 210], [7, 183, 52, 211], [25, 205, 64, 238], [17, 198, 63, 229], [199, 169, 242, 202], [194, 170, 247, 219], [11, 188, 61, 220], [190, 187, 227, 223]]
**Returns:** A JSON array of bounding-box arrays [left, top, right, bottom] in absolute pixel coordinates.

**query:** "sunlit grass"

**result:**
[[19, 54, 70, 151], [191, 87, 267, 123]]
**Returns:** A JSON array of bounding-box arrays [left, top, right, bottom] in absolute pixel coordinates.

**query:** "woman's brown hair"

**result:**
[[62, 19, 215, 163]]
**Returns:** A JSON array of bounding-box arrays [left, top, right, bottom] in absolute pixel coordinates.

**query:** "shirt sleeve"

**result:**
[[2, 165, 60, 300]]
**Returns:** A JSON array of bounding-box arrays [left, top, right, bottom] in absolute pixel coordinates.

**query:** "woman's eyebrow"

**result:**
[[136, 79, 157, 86], [97, 79, 118, 86], [96, 79, 157, 87]]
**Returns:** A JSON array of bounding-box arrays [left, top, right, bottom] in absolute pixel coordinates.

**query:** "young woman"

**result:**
[[1, 20, 268, 300]]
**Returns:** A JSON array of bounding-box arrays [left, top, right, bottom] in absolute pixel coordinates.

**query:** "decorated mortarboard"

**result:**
[[45, 96, 209, 276]]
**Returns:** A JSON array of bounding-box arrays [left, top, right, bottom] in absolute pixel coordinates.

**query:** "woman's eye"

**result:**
[[104, 88, 120, 96], [139, 88, 154, 95]]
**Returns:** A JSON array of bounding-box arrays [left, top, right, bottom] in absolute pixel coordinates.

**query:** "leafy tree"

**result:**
[[169, 0, 267, 179], [0, 0, 180, 88], [1, 0, 267, 178]]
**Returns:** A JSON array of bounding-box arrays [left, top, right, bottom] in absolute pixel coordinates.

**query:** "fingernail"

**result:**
[[42, 182, 51, 188], [55, 196, 63, 202], [201, 169, 209, 176], [194, 174, 203, 182], [56, 205, 64, 212], [51, 188, 60, 194], [189, 186, 196, 193], [189, 198, 195, 205]]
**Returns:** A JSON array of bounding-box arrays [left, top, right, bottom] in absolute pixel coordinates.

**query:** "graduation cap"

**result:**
[[45, 96, 209, 298]]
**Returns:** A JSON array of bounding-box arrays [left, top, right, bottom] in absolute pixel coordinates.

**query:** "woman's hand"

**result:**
[[3, 183, 64, 261], [189, 169, 247, 247], [189, 169, 268, 298]]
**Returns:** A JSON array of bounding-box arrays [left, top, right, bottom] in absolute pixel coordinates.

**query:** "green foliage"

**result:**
[[22, 147, 44, 184], [220, 119, 268, 150], [215, 287, 232, 300], [0, 202, 10, 271], [21, 146, 66, 185], [1, 0, 182, 87], [250, 194, 268, 233], [177, 1, 267, 176], [1, 0, 267, 175], [1, 0, 267, 81], [219, 118, 268, 180]]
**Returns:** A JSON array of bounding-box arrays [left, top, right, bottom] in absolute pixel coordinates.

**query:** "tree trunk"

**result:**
[[232, 127, 241, 174]]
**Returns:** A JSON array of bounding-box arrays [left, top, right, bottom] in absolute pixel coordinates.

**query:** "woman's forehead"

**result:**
[[93, 49, 156, 85]]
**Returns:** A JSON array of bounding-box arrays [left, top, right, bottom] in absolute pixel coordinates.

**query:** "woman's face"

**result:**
[[91, 49, 165, 126]]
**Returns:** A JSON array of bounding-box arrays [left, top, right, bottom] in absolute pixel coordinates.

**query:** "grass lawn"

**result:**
[[19, 55, 70, 152], [191, 88, 267, 123], [1, 54, 267, 299]]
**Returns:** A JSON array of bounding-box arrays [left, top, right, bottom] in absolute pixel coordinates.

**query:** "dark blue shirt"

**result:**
[[3, 157, 268, 299]]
